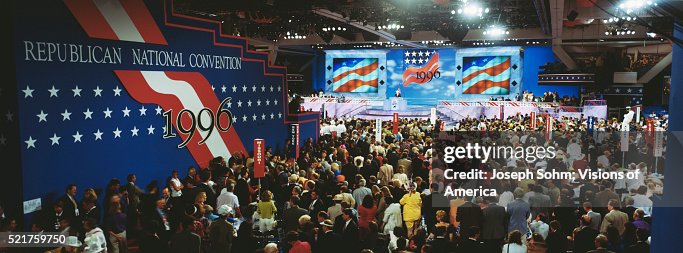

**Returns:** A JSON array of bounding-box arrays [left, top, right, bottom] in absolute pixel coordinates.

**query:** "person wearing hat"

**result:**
[[208, 205, 235, 253], [315, 219, 342, 253], [60, 235, 83, 252], [328, 194, 344, 222]]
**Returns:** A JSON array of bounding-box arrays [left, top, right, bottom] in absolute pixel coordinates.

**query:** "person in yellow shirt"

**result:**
[[400, 183, 422, 238], [256, 190, 277, 233]]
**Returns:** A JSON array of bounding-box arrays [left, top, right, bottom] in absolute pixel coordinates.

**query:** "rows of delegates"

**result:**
[[1, 112, 665, 253]]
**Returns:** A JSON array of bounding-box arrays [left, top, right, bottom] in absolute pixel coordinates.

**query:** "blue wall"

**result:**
[[521, 46, 580, 97], [651, 21, 683, 252]]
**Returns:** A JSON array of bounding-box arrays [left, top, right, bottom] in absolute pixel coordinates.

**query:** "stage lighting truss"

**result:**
[[321, 27, 347, 32], [617, 0, 658, 15], [482, 26, 509, 36], [284, 32, 307, 40], [454, 0, 489, 19]]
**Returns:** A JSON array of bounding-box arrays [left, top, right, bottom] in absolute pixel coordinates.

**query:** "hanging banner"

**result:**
[[545, 115, 553, 141], [290, 124, 300, 158], [440, 120, 445, 131], [636, 106, 641, 123], [587, 116, 595, 134], [654, 130, 664, 157], [530, 112, 536, 129], [499, 105, 504, 120], [375, 119, 382, 143], [430, 108, 437, 125], [253, 139, 265, 178], [620, 131, 630, 152], [392, 113, 399, 134], [646, 120, 655, 145]]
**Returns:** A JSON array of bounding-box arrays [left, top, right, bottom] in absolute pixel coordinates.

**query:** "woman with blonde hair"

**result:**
[[256, 190, 277, 233], [399, 183, 422, 238]]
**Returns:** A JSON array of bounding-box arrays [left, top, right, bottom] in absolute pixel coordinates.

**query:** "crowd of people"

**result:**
[[0, 112, 666, 253]]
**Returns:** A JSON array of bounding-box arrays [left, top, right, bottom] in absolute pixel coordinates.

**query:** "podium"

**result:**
[[384, 97, 407, 111]]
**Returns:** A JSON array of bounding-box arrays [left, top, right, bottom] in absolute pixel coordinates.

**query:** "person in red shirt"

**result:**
[[286, 231, 311, 253]]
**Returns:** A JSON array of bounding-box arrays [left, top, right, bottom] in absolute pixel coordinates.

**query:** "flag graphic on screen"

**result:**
[[462, 56, 511, 95], [402, 50, 439, 86], [331, 58, 379, 93]]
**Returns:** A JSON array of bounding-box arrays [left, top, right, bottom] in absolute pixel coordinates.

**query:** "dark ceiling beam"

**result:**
[[533, 0, 551, 34]]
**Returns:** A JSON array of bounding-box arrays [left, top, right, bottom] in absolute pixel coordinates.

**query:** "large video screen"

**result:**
[[330, 58, 379, 93], [462, 56, 511, 95]]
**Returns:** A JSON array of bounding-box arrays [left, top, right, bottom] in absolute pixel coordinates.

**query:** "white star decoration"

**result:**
[[122, 107, 131, 117], [61, 109, 72, 121], [37, 110, 48, 123], [278, 112, 282, 118], [237, 100, 243, 107], [252, 85, 257, 92], [72, 86, 82, 97], [404, 51, 410, 57], [83, 108, 93, 119], [0, 135, 6, 146], [113, 86, 122, 96], [257, 100, 262, 106], [242, 85, 247, 92], [94, 129, 103, 140], [274, 99, 278, 105], [266, 99, 270, 106], [72, 131, 83, 143], [270, 113, 274, 119], [242, 115, 247, 122], [155, 106, 163, 115], [93, 86, 103, 97], [247, 100, 252, 107], [139, 106, 147, 116], [23, 85, 35, 98], [131, 126, 139, 136], [48, 85, 60, 97], [232, 85, 237, 92], [270, 86, 274, 92], [113, 128, 122, 138], [211, 85, 216, 91], [49, 133, 61, 146], [261, 85, 266, 92], [261, 114, 266, 120], [232, 117, 237, 123], [25, 136, 36, 149], [147, 125, 155, 135], [103, 108, 113, 118], [226, 101, 232, 108], [5, 111, 13, 122], [278, 86, 281, 92], [221, 85, 227, 93], [252, 114, 257, 121]]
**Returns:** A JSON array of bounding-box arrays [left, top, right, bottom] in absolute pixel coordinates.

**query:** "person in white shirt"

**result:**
[[632, 186, 653, 216], [216, 183, 240, 217], [83, 218, 107, 253], [529, 214, 550, 239], [566, 138, 582, 165], [336, 121, 347, 136], [169, 170, 183, 201], [596, 150, 611, 169], [502, 230, 527, 253]]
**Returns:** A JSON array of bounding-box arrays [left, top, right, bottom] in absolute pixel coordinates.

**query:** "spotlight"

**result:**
[[647, 32, 656, 38], [605, 31, 610, 35], [451, 10, 456, 15], [485, 8, 490, 13]]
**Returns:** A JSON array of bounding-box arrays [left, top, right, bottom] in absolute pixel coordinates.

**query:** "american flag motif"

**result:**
[[402, 50, 439, 86], [330, 58, 379, 93], [461, 56, 511, 95]]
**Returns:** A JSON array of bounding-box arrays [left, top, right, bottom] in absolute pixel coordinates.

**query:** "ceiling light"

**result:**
[[451, 10, 456, 14]]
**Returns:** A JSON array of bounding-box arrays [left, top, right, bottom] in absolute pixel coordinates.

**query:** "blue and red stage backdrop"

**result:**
[[11, 0, 310, 216], [455, 47, 522, 99], [324, 50, 387, 96]]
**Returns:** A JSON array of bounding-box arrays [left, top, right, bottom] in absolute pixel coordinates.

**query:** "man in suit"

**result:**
[[208, 205, 235, 253], [315, 219, 342, 253], [622, 197, 637, 222], [283, 196, 309, 233], [59, 184, 79, 218], [574, 215, 600, 253], [587, 234, 614, 253], [196, 170, 217, 208], [507, 188, 530, 239], [601, 199, 629, 235], [595, 181, 619, 214], [457, 226, 485, 251], [170, 217, 201, 253], [78, 196, 100, 230], [625, 228, 650, 253], [456, 197, 483, 238], [308, 190, 326, 218], [481, 196, 507, 253], [529, 185, 551, 218], [338, 208, 359, 253], [583, 202, 602, 231]]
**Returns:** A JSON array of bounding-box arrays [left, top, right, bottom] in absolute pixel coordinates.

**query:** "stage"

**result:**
[[302, 97, 608, 124]]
